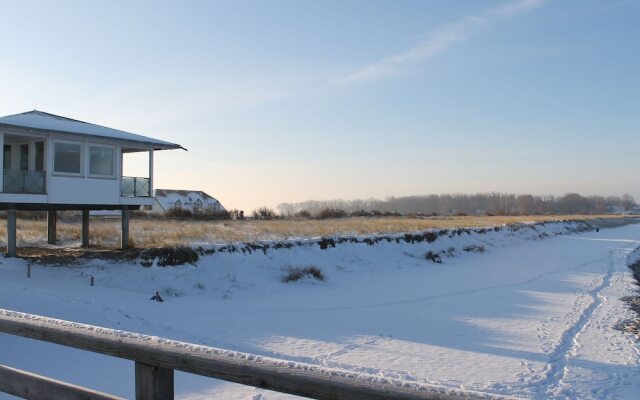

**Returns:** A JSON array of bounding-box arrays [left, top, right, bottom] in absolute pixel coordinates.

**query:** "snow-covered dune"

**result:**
[[1, 220, 639, 399]]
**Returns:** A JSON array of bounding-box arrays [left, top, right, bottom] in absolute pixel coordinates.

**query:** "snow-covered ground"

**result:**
[[1, 221, 639, 399]]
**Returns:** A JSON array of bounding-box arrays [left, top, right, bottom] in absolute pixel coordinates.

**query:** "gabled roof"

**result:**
[[155, 189, 216, 200], [0, 110, 184, 150]]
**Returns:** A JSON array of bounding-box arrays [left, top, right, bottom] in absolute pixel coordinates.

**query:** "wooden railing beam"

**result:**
[[0, 309, 509, 400], [0, 364, 124, 400]]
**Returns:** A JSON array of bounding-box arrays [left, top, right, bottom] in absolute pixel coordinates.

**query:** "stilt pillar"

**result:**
[[121, 207, 130, 250], [81, 210, 90, 247], [7, 207, 16, 257], [47, 210, 57, 244]]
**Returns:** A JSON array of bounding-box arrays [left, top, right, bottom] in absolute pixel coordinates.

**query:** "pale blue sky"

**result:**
[[1, 0, 638, 211]]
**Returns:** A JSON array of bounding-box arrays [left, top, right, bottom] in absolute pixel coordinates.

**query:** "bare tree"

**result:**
[[277, 192, 634, 217]]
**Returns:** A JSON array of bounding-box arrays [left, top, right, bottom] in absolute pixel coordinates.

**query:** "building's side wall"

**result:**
[[45, 134, 124, 204]]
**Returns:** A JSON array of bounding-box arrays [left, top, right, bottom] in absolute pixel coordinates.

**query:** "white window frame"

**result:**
[[88, 143, 116, 179], [53, 139, 84, 177]]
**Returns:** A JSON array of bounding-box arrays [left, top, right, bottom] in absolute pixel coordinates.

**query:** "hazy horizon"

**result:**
[[2, 0, 638, 211]]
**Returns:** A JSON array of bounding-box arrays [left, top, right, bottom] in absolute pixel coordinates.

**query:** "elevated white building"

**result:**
[[0, 110, 184, 255]]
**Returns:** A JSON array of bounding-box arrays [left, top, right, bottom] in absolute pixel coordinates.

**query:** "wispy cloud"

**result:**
[[337, 0, 548, 85]]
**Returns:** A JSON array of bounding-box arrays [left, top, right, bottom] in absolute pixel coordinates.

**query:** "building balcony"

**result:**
[[121, 176, 150, 197], [3, 169, 46, 194]]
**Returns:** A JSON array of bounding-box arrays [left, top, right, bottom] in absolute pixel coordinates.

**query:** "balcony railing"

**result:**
[[3, 170, 46, 194], [121, 176, 150, 197]]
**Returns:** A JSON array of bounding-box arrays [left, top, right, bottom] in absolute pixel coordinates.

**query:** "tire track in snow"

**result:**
[[533, 248, 627, 399]]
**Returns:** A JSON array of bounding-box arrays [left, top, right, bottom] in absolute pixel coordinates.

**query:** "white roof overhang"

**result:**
[[0, 110, 185, 151]]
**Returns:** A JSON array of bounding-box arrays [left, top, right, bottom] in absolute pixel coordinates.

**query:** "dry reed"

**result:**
[[0, 214, 628, 249]]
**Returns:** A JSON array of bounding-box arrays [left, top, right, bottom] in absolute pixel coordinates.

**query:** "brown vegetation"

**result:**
[[0, 214, 630, 250], [282, 266, 326, 283]]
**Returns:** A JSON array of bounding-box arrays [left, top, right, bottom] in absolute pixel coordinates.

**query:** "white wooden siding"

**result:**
[[0, 193, 48, 203], [0, 129, 155, 207], [47, 176, 120, 204]]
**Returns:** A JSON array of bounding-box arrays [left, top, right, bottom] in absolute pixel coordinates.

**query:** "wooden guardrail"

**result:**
[[0, 309, 508, 400]]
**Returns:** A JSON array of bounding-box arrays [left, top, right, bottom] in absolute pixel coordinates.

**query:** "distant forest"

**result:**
[[277, 193, 637, 217]]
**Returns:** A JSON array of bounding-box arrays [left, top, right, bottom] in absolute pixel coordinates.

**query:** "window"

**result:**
[[54, 141, 82, 174], [89, 145, 114, 176], [35, 142, 44, 172], [20, 144, 28, 170], [3, 145, 11, 170], [174, 200, 182, 208]]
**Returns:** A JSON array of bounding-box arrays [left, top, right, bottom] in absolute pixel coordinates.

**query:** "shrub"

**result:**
[[140, 246, 199, 267], [425, 251, 442, 263], [463, 245, 485, 253], [316, 208, 347, 219], [227, 209, 245, 220], [349, 209, 371, 217], [252, 207, 278, 220], [282, 266, 326, 283], [424, 232, 438, 243], [295, 210, 311, 218], [165, 207, 193, 218], [131, 210, 153, 219], [193, 209, 231, 220]]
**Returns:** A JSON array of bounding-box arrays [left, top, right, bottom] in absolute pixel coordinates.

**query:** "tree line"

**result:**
[[276, 193, 636, 217]]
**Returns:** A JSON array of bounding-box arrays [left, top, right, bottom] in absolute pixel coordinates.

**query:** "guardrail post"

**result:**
[[135, 362, 173, 400]]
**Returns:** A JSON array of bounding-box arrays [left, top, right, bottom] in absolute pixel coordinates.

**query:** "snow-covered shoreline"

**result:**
[[192, 219, 597, 254], [1, 219, 639, 399]]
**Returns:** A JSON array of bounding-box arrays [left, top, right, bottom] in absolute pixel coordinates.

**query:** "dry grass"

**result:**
[[0, 214, 631, 249]]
